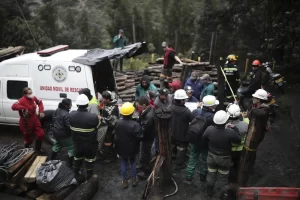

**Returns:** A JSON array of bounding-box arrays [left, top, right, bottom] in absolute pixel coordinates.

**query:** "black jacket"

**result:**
[[69, 108, 99, 143], [249, 68, 268, 92], [52, 108, 71, 140], [171, 103, 193, 142], [202, 126, 241, 156], [115, 118, 143, 158], [139, 106, 157, 141]]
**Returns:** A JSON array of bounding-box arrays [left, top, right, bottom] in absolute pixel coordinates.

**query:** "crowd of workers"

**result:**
[[10, 40, 272, 198]]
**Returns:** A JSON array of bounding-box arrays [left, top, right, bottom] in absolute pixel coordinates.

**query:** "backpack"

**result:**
[[187, 109, 210, 144]]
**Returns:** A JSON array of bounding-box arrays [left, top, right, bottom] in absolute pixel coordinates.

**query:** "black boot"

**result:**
[[68, 156, 74, 167], [35, 140, 45, 155], [50, 151, 58, 160], [86, 169, 93, 180], [24, 143, 31, 148], [207, 185, 214, 197]]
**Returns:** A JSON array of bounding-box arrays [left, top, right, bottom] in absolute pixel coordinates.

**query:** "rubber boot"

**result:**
[[207, 185, 214, 197], [50, 151, 58, 160], [24, 143, 31, 148], [86, 169, 93, 180], [74, 168, 85, 184], [68, 156, 74, 167], [35, 140, 45, 155], [175, 149, 186, 170]]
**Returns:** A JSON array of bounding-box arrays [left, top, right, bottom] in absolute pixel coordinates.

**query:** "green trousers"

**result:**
[[186, 144, 208, 179], [52, 137, 74, 157]]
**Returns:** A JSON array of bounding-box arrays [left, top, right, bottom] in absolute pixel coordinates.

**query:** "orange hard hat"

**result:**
[[252, 60, 261, 66]]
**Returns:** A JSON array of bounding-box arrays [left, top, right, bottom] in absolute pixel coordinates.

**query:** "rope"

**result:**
[[0, 142, 33, 169], [14, 0, 39, 50]]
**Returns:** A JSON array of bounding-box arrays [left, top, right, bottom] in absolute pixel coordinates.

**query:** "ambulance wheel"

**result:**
[[44, 127, 55, 145]]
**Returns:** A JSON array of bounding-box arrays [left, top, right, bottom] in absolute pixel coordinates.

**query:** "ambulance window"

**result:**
[[7, 80, 28, 100]]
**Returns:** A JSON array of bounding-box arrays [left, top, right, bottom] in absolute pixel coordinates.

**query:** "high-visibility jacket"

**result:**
[[226, 119, 249, 151], [69, 108, 100, 143]]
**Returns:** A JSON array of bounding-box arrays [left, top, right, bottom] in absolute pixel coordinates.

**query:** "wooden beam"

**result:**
[[24, 156, 48, 183], [10, 153, 37, 182], [26, 188, 44, 199], [36, 194, 52, 200], [8, 151, 34, 176]]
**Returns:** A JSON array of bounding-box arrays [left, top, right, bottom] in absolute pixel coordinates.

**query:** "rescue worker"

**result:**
[[171, 89, 193, 170], [184, 86, 198, 103], [202, 110, 241, 197], [184, 71, 204, 101], [160, 42, 183, 88], [50, 98, 74, 166], [78, 88, 99, 115], [113, 29, 127, 72], [243, 89, 270, 173], [185, 95, 219, 184], [137, 96, 157, 180], [200, 74, 215, 101], [154, 88, 173, 109], [135, 75, 158, 100], [69, 94, 100, 181], [98, 91, 119, 162], [224, 55, 240, 102], [226, 104, 249, 183], [115, 102, 142, 189], [11, 87, 45, 153]]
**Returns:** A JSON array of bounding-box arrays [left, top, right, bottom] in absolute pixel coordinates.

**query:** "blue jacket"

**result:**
[[187, 96, 198, 103], [184, 78, 204, 100], [200, 82, 215, 101]]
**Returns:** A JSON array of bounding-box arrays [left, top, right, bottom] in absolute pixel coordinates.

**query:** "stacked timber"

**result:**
[[115, 70, 144, 102], [115, 62, 218, 102]]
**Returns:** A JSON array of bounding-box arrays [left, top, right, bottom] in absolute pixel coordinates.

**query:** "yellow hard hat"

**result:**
[[120, 102, 135, 116], [226, 54, 238, 61]]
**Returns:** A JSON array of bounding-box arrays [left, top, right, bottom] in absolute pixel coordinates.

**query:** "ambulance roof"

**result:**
[[1, 49, 88, 65]]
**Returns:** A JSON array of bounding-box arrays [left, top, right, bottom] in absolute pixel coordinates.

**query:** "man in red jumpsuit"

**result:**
[[12, 87, 45, 152]]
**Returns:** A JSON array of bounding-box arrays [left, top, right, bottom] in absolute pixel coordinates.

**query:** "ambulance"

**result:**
[[0, 45, 119, 126]]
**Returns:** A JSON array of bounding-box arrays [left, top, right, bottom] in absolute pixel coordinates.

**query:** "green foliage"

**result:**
[[147, 43, 156, 53], [123, 57, 148, 71]]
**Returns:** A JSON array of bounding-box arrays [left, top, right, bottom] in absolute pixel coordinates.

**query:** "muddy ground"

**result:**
[[1, 84, 300, 200]]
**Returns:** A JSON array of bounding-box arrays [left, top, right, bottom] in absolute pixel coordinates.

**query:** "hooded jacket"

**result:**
[[200, 82, 215, 101], [135, 75, 158, 100], [139, 106, 157, 141], [52, 107, 71, 140], [171, 102, 193, 142], [184, 78, 204, 101], [154, 94, 173, 109]]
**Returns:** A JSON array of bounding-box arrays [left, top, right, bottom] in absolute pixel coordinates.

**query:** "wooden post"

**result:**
[[238, 108, 269, 186], [209, 32, 216, 65], [142, 108, 172, 199], [244, 58, 249, 77], [217, 56, 225, 110]]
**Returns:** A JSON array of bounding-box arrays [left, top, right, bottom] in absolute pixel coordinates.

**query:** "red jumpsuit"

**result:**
[[11, 96, 45, 144]]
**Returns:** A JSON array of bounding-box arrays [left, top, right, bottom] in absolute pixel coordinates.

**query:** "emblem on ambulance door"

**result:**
[[52, 66, 68, 82]]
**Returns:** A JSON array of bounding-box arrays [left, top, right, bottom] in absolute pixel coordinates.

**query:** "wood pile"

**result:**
[[0, 46, 24, 59], [115, 62, 218, 102]]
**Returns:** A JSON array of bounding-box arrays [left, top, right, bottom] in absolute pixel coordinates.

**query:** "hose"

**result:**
[[163, 178, 178, 200]]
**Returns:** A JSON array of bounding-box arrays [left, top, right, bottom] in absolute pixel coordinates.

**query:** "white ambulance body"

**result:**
[[0, 47, 98, 125]]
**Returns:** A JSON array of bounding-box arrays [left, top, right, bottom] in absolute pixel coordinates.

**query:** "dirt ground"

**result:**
[[1, 84, 300, 200]]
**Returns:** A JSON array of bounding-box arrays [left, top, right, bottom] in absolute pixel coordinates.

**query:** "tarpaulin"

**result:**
[[72, 42, 147, 66]]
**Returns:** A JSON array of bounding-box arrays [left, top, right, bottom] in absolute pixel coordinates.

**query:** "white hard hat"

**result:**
[[226, 103, 241, 118], [203, 95, 219, 107], [174, 89, 188, 100], [252, 89, 268, 100], [213, 110, 230, 125], [76, 94, 89, 105]]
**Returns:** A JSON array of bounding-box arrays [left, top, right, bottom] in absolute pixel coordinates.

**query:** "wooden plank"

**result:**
[[8, 151, 34, 175], [24, 156, 41, 182], [25, 156, 47, 183], [19, 181, 35, 192], [10, 153, 37, 182], [36, 194, 52, 200]]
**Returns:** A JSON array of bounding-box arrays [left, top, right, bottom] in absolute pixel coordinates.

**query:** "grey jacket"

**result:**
[[154, 94, 173, 109]]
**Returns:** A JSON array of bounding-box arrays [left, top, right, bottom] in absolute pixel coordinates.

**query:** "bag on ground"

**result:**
[[36, 160, 77, 192]]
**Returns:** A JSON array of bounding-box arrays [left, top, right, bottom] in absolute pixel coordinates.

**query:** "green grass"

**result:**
[[123, 54, 159, 71]]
